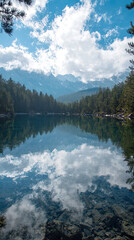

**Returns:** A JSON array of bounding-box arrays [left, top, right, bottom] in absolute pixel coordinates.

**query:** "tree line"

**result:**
[[0, 75, 65, 114], [66, 73, 134, 116], [0, 72, 134, 116]]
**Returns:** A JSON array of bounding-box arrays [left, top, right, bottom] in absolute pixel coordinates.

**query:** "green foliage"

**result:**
[[0, 0, 32, 34], [0, 72, 134, 116], [0, 75, 65, 114], [126, 1, 134, 70], [67, 74, 134, 115], [122, 73, 134, 113], [126, 1, 134, 10]]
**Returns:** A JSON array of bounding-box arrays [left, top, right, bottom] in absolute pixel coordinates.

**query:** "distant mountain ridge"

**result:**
[[0, 68, 86, 98], [0, 68, 128, 98], [57, 88, 99, 103]]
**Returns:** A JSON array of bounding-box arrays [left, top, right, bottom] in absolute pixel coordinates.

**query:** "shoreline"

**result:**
[[92, 112, 134, 121], [0, 112, 134, 121]]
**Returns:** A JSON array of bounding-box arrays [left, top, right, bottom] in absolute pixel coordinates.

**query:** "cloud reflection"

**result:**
[[1, 196, 46, 240], [0, 144, 129, 211]]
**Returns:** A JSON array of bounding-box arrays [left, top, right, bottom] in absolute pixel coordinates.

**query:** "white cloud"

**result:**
[[13, 0, 48, 21], [105, 28, 118, 38], [31, 0, 131, 81], [117, 7, 122, 15], [0, 40, 37, 71], [0, 35, 132, 82], [13, 0, 48, 32], [94, 13, 112, 24], [0, 0, 133, 82]]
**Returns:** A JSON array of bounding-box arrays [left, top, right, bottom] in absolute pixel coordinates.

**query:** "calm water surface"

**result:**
[[0, 116, 134, 240]]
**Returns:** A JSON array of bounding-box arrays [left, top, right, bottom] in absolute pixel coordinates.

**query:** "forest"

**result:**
[[67, 73, 134, 116], [0, 1, 134, 117], [0, 72, 134, 116], [0, 75, 65, 114]]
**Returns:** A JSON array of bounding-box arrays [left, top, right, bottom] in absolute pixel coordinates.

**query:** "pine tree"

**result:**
[[123, 73, 134, 113], [0, 0, 32, 34], [126, 1, 134, 10], [126, 1, 134, 71]]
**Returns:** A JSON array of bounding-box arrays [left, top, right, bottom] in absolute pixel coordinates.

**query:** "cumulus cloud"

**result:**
[[0, 0, 133, 82], [12, 0, 48, 34], [13, 0, 48, 21], [30, 0, 132, 81], [0, 36, 132, 81], [0, 40, 37, 71], [0, 144, 130, 210]]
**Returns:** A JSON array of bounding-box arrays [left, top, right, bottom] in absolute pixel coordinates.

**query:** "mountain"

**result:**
[[57, 87, 99, 103], [0, 68, 85, 98], [0, 68, 128, 98]]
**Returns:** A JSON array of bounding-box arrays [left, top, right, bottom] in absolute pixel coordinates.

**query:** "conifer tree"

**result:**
[[0, 0, 32, 34], [126, 1, 134, 71]]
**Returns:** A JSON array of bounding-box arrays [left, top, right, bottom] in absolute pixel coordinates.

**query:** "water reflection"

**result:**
[[0, 116, 134, 239], [0, 144, 130, 196], [0, 115, 134, 157], [0, 115, 134, 190], [3, 197, 46, 240]]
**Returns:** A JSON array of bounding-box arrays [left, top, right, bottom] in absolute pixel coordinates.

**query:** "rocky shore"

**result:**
[[0, 113, 12, 118], [0, 112, 134, 121], [93, 112, 134, 121]]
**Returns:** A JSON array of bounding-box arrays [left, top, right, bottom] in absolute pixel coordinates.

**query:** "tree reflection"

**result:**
[[0, 115, 134, 190]]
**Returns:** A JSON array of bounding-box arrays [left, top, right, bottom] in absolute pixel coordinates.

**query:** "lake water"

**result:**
[[0, 116, 134, 240]]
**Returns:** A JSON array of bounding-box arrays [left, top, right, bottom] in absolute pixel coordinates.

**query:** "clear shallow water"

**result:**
[[0, 116, 134, 240]]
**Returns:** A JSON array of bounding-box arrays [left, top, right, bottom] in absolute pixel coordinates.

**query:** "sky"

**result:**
[[0, 0, 134, 83]]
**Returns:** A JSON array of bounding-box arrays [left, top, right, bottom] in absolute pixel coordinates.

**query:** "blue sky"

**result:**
[[0, 0, 134, 82]]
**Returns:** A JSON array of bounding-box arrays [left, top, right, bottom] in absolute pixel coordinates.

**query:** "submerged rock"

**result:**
[[0, 216, 6, 229], [110, 237, 125, 240], [92, 209, 101, 224], [112, 205, 126, 219], [122, 222, 134, 238], [102, 212, 121, 230], [44, 220, 82, 240]]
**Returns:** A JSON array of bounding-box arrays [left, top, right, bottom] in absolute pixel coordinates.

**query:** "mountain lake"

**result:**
[[0, 115, 134, 240]]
